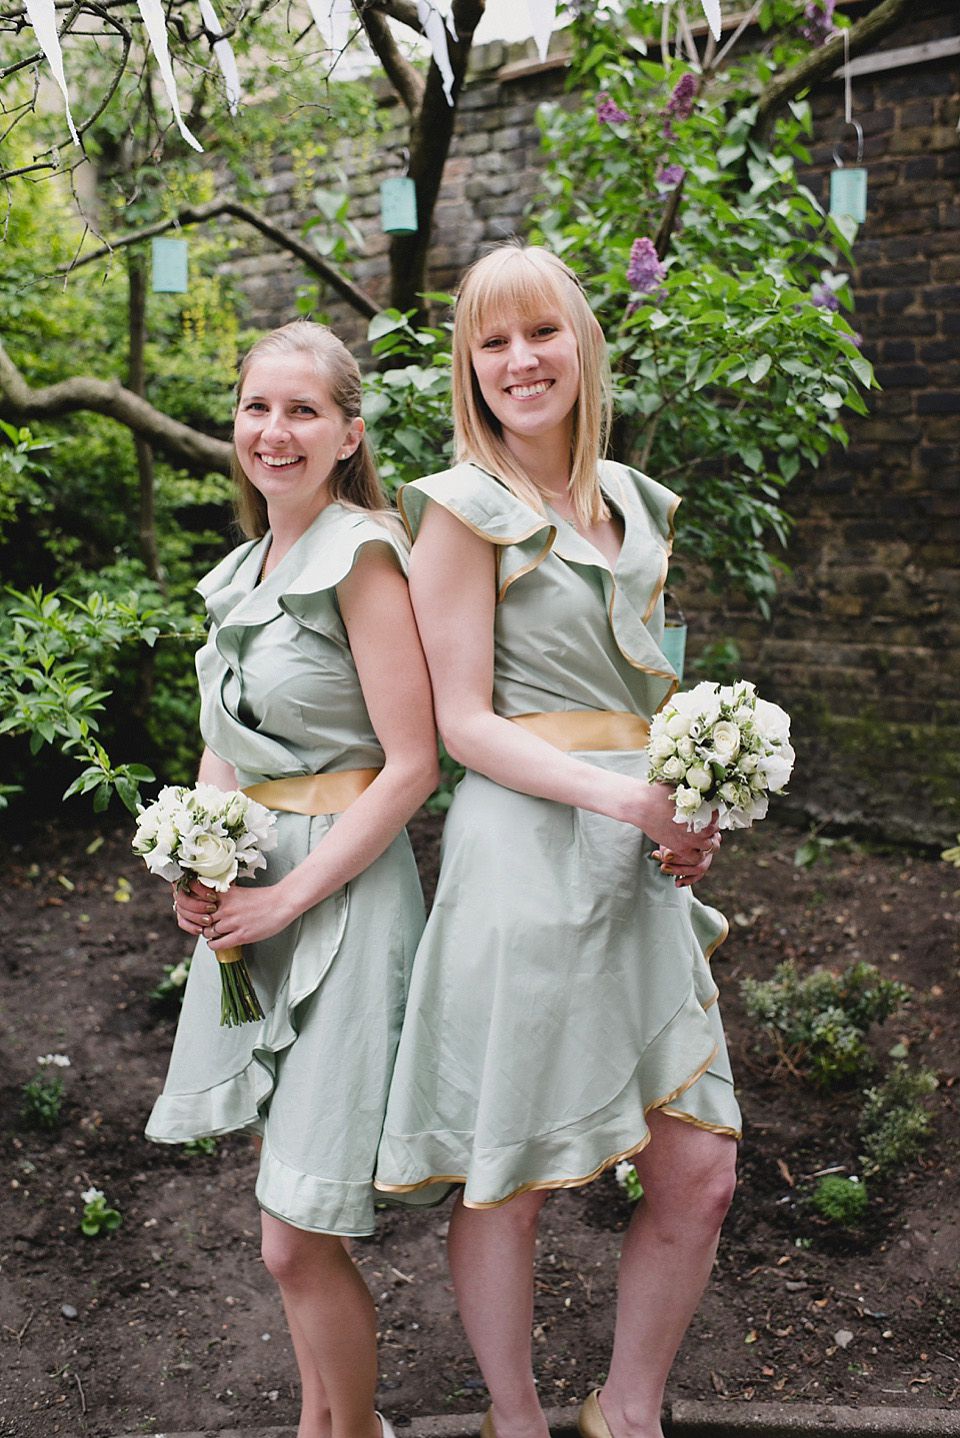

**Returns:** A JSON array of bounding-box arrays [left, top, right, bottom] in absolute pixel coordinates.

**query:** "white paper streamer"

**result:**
[[24, 0, 80, 145], [699, 0, 722, 42], [523, 0, 557, 64], [136, 0, 203, 152], [416, 0, 455, 105], [198, 0, 241, 115], [303, 0, 355, 53]]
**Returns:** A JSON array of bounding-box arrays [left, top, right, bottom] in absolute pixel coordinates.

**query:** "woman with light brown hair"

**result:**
[[376, 246, 741, 1438], [147, 320, 437, 1438]]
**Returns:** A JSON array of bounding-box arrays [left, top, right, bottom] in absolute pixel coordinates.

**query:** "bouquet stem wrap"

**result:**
[[214, 944, 264, 1026]]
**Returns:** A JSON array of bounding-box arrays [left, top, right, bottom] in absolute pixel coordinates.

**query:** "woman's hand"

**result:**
[[172, 878, 298, 950], [623, 777, 721, 888]]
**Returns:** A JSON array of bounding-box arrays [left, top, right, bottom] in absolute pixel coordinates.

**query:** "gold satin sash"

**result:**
[[509, 710, 650, 752], [243, 768, 381, 815]]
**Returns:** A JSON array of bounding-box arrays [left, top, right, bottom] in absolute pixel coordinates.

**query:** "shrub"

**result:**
[[859, 1062, 938, 1173], [741, 960, 908, 1088], [810, 1173, 868, 1225]]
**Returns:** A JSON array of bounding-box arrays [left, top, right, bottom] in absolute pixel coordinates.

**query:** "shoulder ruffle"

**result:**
[[399, 464, 556, 600], [279, 507, 408, 634], [602, 462, 680, 555]]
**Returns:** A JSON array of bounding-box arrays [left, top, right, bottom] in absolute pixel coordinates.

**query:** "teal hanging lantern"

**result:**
[[380, 176, 418, 237], [151, 237, 188, 292], [829, 120, 867, 224]]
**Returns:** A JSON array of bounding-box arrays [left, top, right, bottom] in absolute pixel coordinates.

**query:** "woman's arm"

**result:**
[[408, 499, 716, 872], [181, 542, 438, 950], [197, 747, 238, 791]]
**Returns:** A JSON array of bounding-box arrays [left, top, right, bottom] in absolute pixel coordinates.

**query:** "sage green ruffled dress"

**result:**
[[375, 462, 741, 1210], [146, 503, 425, 1237]]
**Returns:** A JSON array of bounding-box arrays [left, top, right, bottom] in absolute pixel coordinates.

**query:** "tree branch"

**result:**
[[0, 339, 232, 473], [355, 1, 424, 115], [54, 197, 381, 318], [751, 0, 921, 146]]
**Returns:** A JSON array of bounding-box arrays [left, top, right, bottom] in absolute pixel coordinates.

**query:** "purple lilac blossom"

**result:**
[[596, 91, 630, 125], [664, 72, 696, 121], [627, 238, 667, 308], [811, 282, 840, 312], [656, 162, 685, 198], [801, 0, 836, 46]]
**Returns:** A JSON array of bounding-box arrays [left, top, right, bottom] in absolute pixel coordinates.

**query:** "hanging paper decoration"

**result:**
[[198, 0, 241, 115], [136, 0, 204, 152], [303, 0, 355, 53], [416, 0, 455, 105], [699, 0, 722, 43], [152, 237, 189, 292], [381, 177, 418, 236], [523, 0, 556, 63], [23, 0, 80, 145]]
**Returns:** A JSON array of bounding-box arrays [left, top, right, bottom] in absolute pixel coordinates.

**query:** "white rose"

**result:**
[[710, 720, 741, 763], [738, 751, 759, 774], [179, 832, 239, 890], [719, 781, 739, 804], [221, 792, 248, 828], [665, 712, 691, 740], [674, 785, 701, 814], [677, 735, 696, 760], [661, 755, 687, 783], [686, 764, 713, 792], [648, 733, 677, 761]]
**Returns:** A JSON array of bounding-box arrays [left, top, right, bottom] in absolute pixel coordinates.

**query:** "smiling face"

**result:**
[[468, 310, 581, 463], [232, 353, 363, 525]]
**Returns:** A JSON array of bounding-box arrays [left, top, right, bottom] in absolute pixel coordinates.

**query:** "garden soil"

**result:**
[[1, 811, 958, 1438]]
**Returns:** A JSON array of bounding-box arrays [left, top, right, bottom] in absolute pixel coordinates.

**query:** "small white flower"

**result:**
[[615, 1160, 634, 1187], [648, 733, 678, 761], [81, 1187, 104, 1204], [686, 764, 713, 792], [676, 735, 696, 760], [660, 755, 687, 783], [37, 1053, 71, 1068], [674, 785, 702, 813], [710, 720, 741, 763], [664, 712, 691, 740]]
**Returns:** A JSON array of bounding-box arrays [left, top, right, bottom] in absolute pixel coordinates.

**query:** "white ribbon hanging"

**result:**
[[699, 0, 721, 43], [136, 0, 204, 152], [523, 0, 557, 64], [416, 0, 455, 105], [198, 0, 241, 115], [24, 0, 80, 145], [303, 0, 356, 54]]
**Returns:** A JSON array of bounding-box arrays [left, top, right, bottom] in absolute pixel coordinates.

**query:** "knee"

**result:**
[[696, 1145, 738, 1231], [645, 1136, 738, 1238], [260, 1219, 339, 1289]]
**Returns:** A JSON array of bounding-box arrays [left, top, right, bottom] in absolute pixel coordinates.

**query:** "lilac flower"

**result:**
[[596, 91, 630, 125], [626, 238, 667, 312], [663, 72, 696, 122], [810, 282, 840, 312], [801, 0, 836, 46], [656, 162, 685, 200]]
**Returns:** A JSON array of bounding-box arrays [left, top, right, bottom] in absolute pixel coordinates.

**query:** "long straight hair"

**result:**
[[452, 244, 613, 528], [232, 320, 387, 540]]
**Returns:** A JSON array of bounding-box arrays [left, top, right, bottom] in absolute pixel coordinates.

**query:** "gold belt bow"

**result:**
[[243, 768, 381, 815], [509, 710, 650, 752]]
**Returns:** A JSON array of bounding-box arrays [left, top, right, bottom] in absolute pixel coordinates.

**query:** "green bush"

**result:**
[[810, 1173, 868, 1225], [859, 1062, 938, 1173], [741, 960, 909, 1088]]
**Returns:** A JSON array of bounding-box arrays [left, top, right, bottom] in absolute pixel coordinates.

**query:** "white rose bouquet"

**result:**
[[132, 783, 278, 1026], [647, 680, 795, 833]]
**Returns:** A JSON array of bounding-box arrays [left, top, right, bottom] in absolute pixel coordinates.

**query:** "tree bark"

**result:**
[[0, 339, 232, 474], [127, 253, 164, 587]]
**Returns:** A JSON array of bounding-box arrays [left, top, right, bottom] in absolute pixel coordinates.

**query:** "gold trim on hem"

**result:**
[[508, 710, 651, 753], [243, 769, 380, 816], [374, 1040, 736, 1210], [704, 913, 730, 961]]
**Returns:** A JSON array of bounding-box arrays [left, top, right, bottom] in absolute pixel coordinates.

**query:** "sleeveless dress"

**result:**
[[146, 502, 425, 1237], [375, 462, 741, 1210]]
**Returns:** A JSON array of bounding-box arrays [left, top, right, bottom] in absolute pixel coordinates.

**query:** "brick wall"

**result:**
[[220, 6, 960, 844]]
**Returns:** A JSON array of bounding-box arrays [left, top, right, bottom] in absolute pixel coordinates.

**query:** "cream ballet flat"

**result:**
[[480, 1411, 497, 1438], [577, 1390, 613, 1438], [378, 1413, 398, 1438]]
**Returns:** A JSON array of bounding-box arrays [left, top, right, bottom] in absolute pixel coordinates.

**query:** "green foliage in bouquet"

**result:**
[[859, 1062, 938, 1174], [810, 1173, 868, 1226], [741, 959, 909, 1088], [531, 1, 875, 615]]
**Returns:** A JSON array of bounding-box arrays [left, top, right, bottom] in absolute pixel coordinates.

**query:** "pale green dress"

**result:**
[[375, 462, 741, 1209], [146, 503, 425, 1236]]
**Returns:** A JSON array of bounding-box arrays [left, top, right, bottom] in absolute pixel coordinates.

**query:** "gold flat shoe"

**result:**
[[480, 1411, 497, 1438], [578, 1390, 613, 1438]]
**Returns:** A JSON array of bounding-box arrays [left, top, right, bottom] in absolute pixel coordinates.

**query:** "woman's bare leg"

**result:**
[[446, 1188, 551, 1438], [596, 1110, 738, 1438], [261, 1211, 380, 1438]]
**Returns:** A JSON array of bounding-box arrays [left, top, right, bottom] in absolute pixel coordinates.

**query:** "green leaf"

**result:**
[[748, 354, 772, 383]]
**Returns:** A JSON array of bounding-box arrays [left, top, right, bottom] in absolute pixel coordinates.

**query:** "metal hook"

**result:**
[[833, 120, 864, 169]]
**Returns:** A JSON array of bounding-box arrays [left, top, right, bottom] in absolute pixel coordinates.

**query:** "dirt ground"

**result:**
[[1, 808, 959, 1438]]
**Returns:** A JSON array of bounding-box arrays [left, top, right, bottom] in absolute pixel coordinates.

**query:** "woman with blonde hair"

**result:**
[[376, 245, 741, 1438], [147, 320, 437, 1438]]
